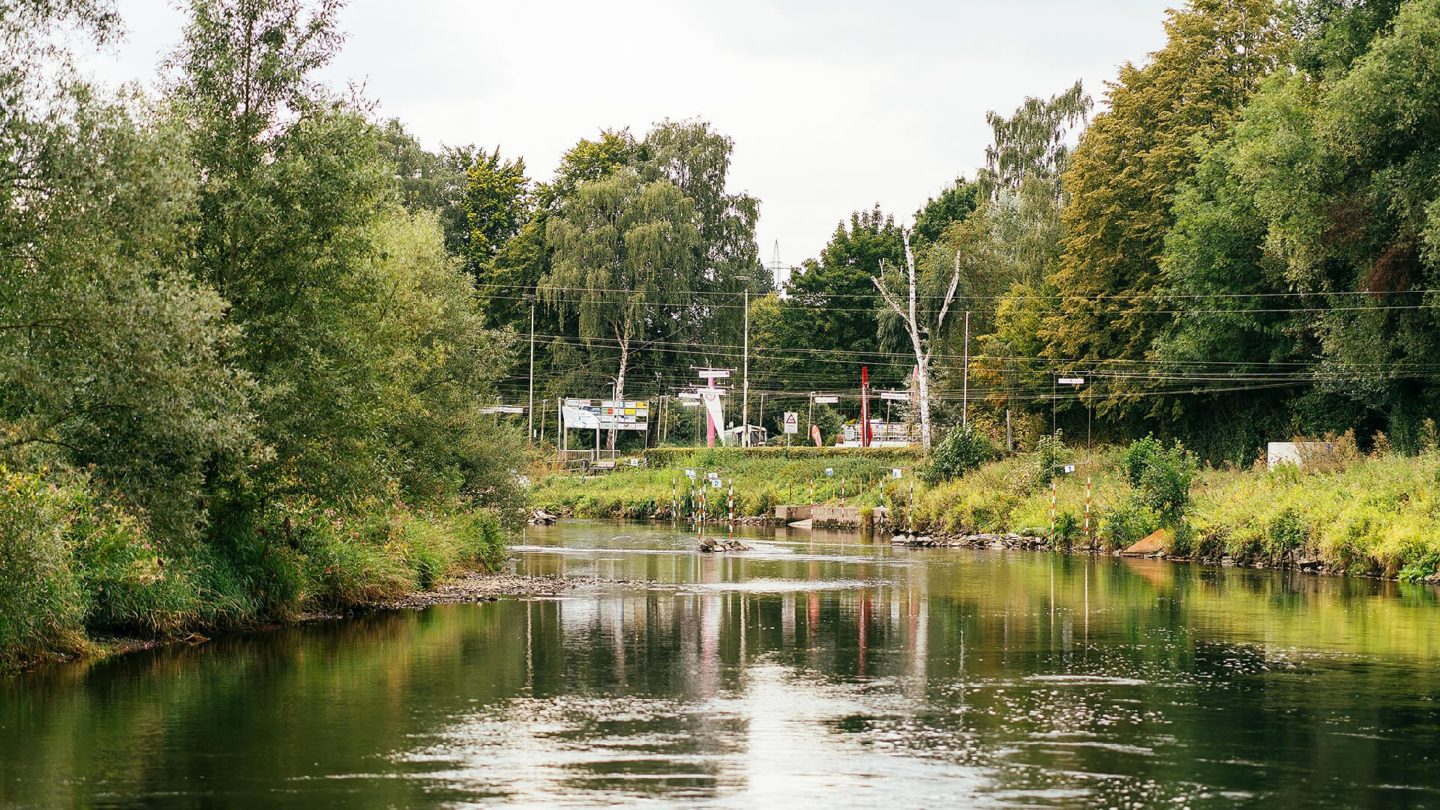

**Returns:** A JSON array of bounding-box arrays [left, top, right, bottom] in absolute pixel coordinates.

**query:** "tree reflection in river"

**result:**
[[3, 521, 1439, 807]]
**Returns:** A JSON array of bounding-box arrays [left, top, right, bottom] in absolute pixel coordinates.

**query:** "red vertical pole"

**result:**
[[860, 366, 870, 448]]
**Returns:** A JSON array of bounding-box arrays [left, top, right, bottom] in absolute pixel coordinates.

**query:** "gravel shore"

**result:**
[[376, 572, 629, 609]]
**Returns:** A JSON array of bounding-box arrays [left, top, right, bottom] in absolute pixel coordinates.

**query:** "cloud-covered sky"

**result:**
[[86, 0, 1175, 266]]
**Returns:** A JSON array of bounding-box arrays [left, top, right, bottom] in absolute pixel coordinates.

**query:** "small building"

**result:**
[[724, 425, 768, 447], [1267, 441, 1336, 470]]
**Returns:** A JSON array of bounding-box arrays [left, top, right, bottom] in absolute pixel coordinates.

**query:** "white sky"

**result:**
[[86, 0, 1174, 266]]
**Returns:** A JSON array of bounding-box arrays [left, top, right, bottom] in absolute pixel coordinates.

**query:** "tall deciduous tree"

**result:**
[[1043, 0, 1286, 414], [978, 80, 1090, 200], [2, 0, 252, 541], [542, 169, 700, 406]]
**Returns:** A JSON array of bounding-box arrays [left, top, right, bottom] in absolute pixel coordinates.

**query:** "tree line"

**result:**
[[745, 0, 1440, 463], [470, 0, 1440, 465]]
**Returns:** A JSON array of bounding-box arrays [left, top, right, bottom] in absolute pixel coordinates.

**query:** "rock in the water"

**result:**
[[700, 537, 751, 553], [891, 534, 912, 544], [529, 508, 559, 525]]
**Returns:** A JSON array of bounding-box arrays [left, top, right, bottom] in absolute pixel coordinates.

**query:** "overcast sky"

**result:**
[[85, 0, 1175, 267]]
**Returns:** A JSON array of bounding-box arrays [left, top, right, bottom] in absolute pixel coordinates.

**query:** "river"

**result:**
[[4, 521, 1440, 807]]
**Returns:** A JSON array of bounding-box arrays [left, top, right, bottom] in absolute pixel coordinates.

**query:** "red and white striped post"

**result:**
[[1049, 479, 1058, 545], [1084, 476, 1093, 545], [727, 481, 735, 537]]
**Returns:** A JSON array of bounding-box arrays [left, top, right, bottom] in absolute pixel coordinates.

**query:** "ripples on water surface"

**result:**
[[5, 521, 1440, 807]]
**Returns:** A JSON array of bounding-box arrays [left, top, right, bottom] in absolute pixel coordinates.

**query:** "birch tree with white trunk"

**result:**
[[872, 228, 961, 452]]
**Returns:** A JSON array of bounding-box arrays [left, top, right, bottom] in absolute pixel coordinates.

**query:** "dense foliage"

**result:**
[[0, 0, 516, 666]]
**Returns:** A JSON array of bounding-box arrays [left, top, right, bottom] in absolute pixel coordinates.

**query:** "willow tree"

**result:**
[[542, 168, 700, 405]]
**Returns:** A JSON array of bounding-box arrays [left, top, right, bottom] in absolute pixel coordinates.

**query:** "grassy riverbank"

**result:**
[[532, 445, 1440, 581], [531, 447, 924, 519], [0, 468, 509, 671]]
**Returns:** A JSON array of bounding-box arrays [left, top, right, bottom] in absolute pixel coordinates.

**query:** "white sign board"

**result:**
[[892, 468, 903, 479], [1058, 377, 1086, 386], [879, 391, 910, 402], [710, 477, 722, 489], [697, 369, 731, 379], [685, 469, 697, 480], [813, 395, 839, 405], [562, 399, 649, 431], [1063, 464, 1076, 474], [824, 468, 834, 477], [783, 412, 799, 434]]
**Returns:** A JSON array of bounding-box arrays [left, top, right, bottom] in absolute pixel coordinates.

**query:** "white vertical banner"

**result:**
[[701, 389, 726, 445]]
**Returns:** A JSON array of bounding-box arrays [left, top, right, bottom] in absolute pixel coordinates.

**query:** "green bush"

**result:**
[[0, 471, 89, 665], [1122, 435, 1164, 487], [1265, 507, 1309, 560], [72, 504, 202, 635], [1099, 498, 1161, 551], [921, 424, 997, 483], [1135, 442, 1197, 522], [1025, 431, 1074, 490], [1053, 512, 1081, 548]]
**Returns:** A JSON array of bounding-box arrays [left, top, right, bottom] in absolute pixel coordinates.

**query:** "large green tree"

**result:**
[[541, 169, 700, 403], [174, 0, 515, 519], [1042, 0, 1287, 415], [1, 0, 252, 541]]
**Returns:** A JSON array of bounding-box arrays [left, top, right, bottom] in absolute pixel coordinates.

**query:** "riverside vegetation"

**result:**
[[533, 428, 1440, 582], [0, 3, 524, 669]]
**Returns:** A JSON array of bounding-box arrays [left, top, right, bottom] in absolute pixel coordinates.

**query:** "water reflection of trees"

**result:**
[[5, 533, 1440, 806]]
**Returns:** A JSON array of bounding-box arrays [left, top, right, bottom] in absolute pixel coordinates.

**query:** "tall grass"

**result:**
[[532, 447, 922, 519], [0, 468, 509, 669], [536, 444, 1440, 581]]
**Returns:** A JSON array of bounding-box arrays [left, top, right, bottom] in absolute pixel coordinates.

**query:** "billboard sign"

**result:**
[[562, 399, 649, 431]]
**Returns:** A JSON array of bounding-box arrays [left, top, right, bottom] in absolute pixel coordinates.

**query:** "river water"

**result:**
[[5, 521, 1440, 808]]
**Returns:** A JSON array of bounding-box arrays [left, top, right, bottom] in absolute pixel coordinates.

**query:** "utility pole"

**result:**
[[527, 299, 536, 441], [962, 309, 970, 427], [742, 290, 751, 447], [860, 366, 870, 448]]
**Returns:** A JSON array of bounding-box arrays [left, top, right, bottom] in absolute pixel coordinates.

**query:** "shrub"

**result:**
[[1025, 431, 1074, 490], [1053, 512, 1081, 548], [1122, 435, 1165, 487], [1118, 437, 1197, 523], [1136, 443, 1197, 522], [921, 424, 997, 483], [1099, 498, 1161, 551], [0, 471, 88, 665], [1264, 507, 1309, 560], [71, 499, 202, 636]]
